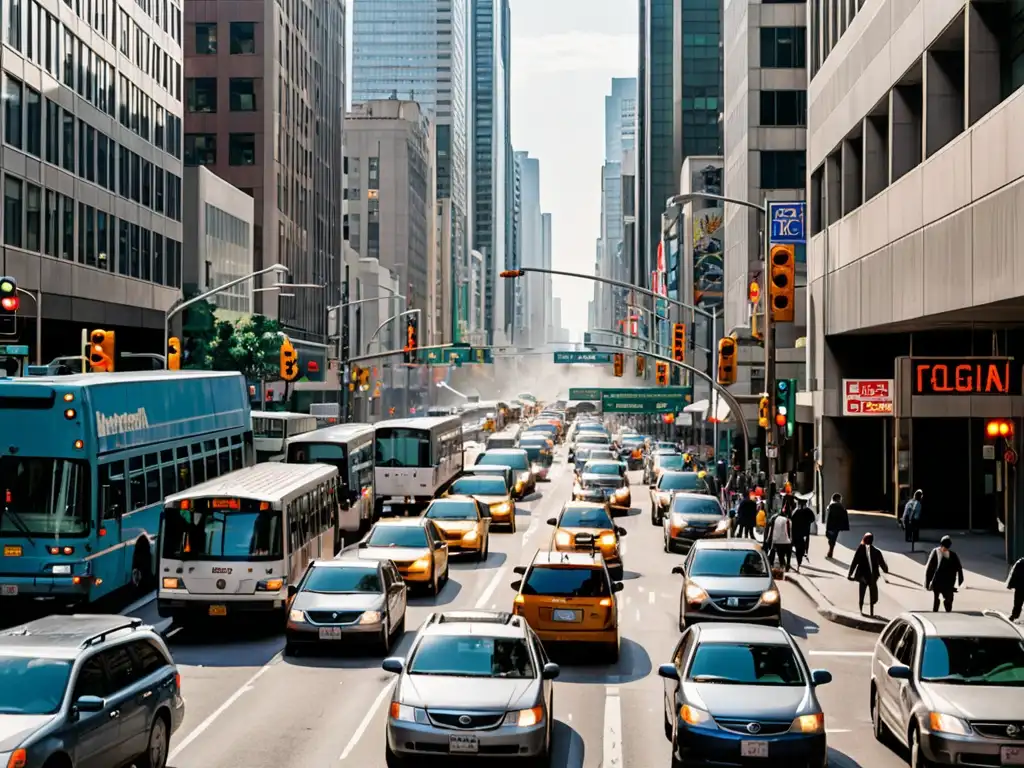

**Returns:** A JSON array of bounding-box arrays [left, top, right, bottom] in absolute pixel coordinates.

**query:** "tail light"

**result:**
[[175, 672, 181, 692]]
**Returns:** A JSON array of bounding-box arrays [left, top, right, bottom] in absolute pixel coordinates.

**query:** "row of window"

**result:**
[[186, 78, 260, 113], [193, 21, 256, 55], [761, 26, 806, 69], [2, 172, 184, 287], [183, 133, 257, 167]]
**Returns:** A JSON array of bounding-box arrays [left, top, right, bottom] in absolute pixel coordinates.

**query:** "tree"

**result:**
[[209, 315, 284, 381], [181, 293, 217, 370]]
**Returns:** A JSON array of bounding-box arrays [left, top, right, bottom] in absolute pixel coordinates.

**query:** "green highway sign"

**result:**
[[0, 345, 29, 355], [601, 387, 694, 413], [469, 347, 493, 364], [553, 351, 611, 364], [568, 388, 602, 401], [417, 347, 472, 366]]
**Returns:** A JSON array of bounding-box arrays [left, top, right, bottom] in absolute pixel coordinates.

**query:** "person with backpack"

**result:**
[[824, 493, 849, 559], [1007, 557, 1024, 621], [902, 489, 924, 552]]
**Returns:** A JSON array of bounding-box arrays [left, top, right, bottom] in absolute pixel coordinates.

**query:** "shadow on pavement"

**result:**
[[521, 491, 544, 503], [550, 720, 585, 768], [782, 608, 819, 638], [551, 637, 653, 684], [280, 631, 413, 669], [165, 622, 284, 667], [619, 570, 642, 581], [827, 746, 865, 767], [408, 577, 463, 607], [451, 550, 507, 571]]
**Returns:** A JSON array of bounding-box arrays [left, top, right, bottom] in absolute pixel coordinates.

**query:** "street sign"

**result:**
[[600, 387, 693, 414], [767, 445, 779, 459], [469, 347, 493, 364], [0, 344, 29, 355], [417, 347, 472, 366], [769, 202, 806, 244], [569, 388, 602, 401], [553, 351, 612, 364]]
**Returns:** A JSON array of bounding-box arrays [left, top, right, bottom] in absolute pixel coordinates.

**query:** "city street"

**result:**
[[116, 454, 908, 768]]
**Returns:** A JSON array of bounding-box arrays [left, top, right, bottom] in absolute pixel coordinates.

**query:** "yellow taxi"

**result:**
[[421, 496, 491, 560], [355, 518, 450, 595], [546, 502, 626, 578], [510, 550, 623, 662], [444, 473, 517, 532]]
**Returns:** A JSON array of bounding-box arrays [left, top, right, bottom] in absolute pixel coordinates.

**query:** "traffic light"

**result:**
[[499, 270, 524, 278], [655, 361, 669, 386], [769, 244, 795, 323], [0, 277, 18, 335], [279, 336, 299, 381], [359, 368, 371, 389], [404, 316, 418, 363], [717, 336, 737, 386], [775, 378, 797, 438], [758, 395, 770, 429], [985, 419, 1014, 440], [613, 353, 624, 377], [635, 354, 646, 378], [88, 329, 116, 372], [672, 323, 686, 363], [167, 337, 181, 370]]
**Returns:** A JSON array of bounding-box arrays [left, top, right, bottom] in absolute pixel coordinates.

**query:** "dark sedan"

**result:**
[[651, 471, 716, 525], [573, 460, 632, 514], [662, 493, 729, 550], [673, 540, 781, 630], [659, 623, 831, 768]]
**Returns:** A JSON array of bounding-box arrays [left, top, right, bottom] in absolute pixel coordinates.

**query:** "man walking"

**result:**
[[1007, 557, 1024, 621], [791, 497, 815, 571], [924, 535, 963, 612], [734, 493, 758, 539], [902, 489, 924, 552], [848, 532, 888, 616], [824, 493, 849, 559]]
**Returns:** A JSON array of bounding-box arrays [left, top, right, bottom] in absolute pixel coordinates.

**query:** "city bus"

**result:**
[[284, 423, 375, 535], [156, 462, 340, 624], [373, 415, 463, 516], [252, 412, 318, 462], [0, 370, 253, 608]]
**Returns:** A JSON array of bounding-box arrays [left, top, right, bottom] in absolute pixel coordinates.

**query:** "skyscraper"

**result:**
[[513, 151, 545, 349]]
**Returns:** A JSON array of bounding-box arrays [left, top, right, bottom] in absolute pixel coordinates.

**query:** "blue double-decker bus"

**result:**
[[0, 370, 253, 607]]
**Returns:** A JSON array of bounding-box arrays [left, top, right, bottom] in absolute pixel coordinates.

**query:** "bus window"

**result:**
[[230, 434, 243, 469], [128, 456, 146, 511], [99, 460, 126, 521], [191, 450, 205, 486], [244, 432, 255, 465], [375, 428, 430, 467], [145, 454, 161, 506], [161, 461, 177, 497], [205, 451, 218, 483], [218, 438, 231, 475]]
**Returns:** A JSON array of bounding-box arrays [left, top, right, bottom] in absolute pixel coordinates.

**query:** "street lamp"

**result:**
[[365, 308, 421, 355]]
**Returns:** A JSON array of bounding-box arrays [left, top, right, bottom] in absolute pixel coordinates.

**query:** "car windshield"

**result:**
[[659, 473, 705, 492], [584, 462, 620, 475], [478, 453, 528, 470], [688, 643, 805, 686], [671, 498, 723, 517], [161, 499, 283, 561], [589, 451, 617, 461], [657, 455, 686, 470], [303, 566, 382, 594], [920, 636, 1024, 685], [425, 501, 479, 521], [366, 525, 428, 548], [574, 449, 593, 462], [450, 477, 507, 496], [690, 549, 769, 577], [522, 566, 610, 597], [409, 636, 535, 678], [0, 456, 90, 537], [560, 507, 613, 529], [579, 436, 610, 445], [0, 656, 72, 714]]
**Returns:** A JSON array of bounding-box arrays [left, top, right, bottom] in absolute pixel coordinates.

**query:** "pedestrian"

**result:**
[[848, 532, 888, 617], [1007, 557, 1024, 621], [770, 509, 793, 572], [735, 493, 758, 539], [824, 493, 850, 558], [791, 497, 815, 570], [902, 489, 924, 552], [924, 535, 964, 612]]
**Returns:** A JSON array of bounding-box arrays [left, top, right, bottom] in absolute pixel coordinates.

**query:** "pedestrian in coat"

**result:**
[[1007, 557, 1024, 621], [902, 489, 924, 552], [735, 494, 758, 540], [848, 532, 888, 616], [824, 493, 850, 558], [924, 535, 964, 612], [791, 498, 815, 570]]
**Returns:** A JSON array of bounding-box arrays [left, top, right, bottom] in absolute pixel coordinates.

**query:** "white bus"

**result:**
[[252, 412, 318, 461], [373, 415, 463, 516], [156, 462, 341, 625], [284, 423, 375, 534]]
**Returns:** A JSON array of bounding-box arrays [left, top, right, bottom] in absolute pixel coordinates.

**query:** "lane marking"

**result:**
[[475, 566, 507, 608], [604, 685, 623, 768], [808, 651, 872, 657], [168, 661, 275, 761], [827, 729, 853, 734], [522, 518, 540, 542], [122, 589, 157, 615], [635, 608, 640, 623], [648, 591, 656, 605], [339, 681, 395, 760]]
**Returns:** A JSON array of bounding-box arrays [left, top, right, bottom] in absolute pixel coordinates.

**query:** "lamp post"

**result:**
[[363, 308, 420, 421]]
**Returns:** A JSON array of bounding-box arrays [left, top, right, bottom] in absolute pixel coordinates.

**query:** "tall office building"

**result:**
[[513, 150, 545, 348], [509, 154, 522, 338], [471, 0, 511, 345], [0, 0, 185, 361], [541, 212, 552, 345], [183, 0, 346, 348], [352, 0, 470, 337]]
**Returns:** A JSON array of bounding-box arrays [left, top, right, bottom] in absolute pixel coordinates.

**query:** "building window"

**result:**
[[44, 190, 57, 257], [229, 78, 257, 111], [4, 0, 21, 51], [25, 86, 40, 157], [3, 75, 23, 149], [194, 22, 216, 54], [97, 134, 108, 188], [760, 27, 806, 68], [45, 99, 58, 164], [61, 194, 73, 260], [25, 183, 39, 252], [759, 90, 807, 126], [97, 211, 108, 269], [3, 175, 22, 248], [117, 219, 128, 274], [760, 150, 806, 189], [61, 110, 74, 172], [230, 22, 255, 54], [228, 133, 255, 165], [186, 77, 217, 113]]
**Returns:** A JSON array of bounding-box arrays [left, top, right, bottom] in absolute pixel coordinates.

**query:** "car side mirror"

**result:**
[[657, 663, 679, 681], [75, 695, 105, 714], [616, 527, 627, 537], [382, 657, 405, 674], [287, 585, 298, 599], [513, 566, 527, 575], [612, 582, 624, 593], [542, 662, 560, 680], [887, 664, 912, 680], [510, 579, 522, 591], [671, 566, 685, 576], [811, 669, 832, 686], [546, 517, 557, 526], [357, 540, 368, 549]]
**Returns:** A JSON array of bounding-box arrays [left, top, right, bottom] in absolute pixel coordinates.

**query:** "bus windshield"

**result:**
[[252, 417, 284, 439], [0, 457, 90, 537], [161, 499, 283, 561], [287, 443, 349, 491], [375, 428, 431, 468]]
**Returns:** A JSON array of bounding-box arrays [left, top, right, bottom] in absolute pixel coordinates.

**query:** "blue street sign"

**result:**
[[769, 202, 806, 245], [0, 344, 29, 355], [553, 351, 612, 365]]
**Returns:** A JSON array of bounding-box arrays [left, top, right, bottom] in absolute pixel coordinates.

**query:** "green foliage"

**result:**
[[181, 292, 284, 381], [182, 293, 217, 371]]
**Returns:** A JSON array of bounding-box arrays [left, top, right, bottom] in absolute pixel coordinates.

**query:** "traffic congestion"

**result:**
[[0, 370, 1020, 768]]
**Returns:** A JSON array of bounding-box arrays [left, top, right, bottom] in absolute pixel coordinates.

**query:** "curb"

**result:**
[[784, 572, 887, 633]]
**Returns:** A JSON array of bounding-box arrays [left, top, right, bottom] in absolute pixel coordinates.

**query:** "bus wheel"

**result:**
[[131, 542, 155, 593]]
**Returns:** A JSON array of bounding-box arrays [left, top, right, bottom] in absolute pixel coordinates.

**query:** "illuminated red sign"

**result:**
[[912, 358, 1020, 396], [843, 379, 893, 416]]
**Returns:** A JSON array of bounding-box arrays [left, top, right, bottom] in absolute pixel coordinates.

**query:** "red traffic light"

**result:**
[[986, 419, 1013, 438], [0, 296, 18, 312], [775, 413, 787, 427]]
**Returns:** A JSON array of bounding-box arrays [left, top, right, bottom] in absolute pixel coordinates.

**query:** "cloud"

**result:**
[[511, 31, 636, 81]]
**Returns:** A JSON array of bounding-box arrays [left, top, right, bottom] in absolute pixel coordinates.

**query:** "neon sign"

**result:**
[[911, 359, 1021, 396]]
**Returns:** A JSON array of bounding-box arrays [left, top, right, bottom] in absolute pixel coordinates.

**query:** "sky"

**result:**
[[509, 0, 638, 340]]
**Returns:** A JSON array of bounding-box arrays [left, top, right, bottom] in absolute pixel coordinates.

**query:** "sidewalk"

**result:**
[[785, 512, 1017, 632]]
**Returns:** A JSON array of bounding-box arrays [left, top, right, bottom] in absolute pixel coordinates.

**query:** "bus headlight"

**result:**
[[256, 578, 284, 592], [162, 577, 183, 590]]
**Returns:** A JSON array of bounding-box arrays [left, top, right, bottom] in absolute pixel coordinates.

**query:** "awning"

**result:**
[[683, 396, 732, 423]]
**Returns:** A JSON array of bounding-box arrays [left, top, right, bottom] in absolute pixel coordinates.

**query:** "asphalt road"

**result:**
[[117, 454, 911, 768]]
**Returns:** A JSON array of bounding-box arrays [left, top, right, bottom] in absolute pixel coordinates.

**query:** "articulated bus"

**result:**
[[252, 412, 318, 462], [373, 415, 463, 516], [157, 462, 340, 625], [284, 423, 375, 534], [0, 370, 253, 607]]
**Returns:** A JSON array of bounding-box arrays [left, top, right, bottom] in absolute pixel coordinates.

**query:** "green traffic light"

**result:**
[[0, 280, 13, 294]]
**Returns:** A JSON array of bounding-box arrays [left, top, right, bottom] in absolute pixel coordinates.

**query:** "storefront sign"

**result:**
[[911, 358, 1020, 396], [842, 379, 894, 416]]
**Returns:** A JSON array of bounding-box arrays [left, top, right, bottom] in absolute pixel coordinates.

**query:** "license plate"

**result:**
[[3, 545, 21, 557], [553, 609, 579, 623], [318, 627, 342, 640], [727, 597, 739, 608], [1002, 747, 1024, 765], [208, 604, 227, 616], [0, 584, 17, 596], [449, 734, 479, 754], [741, 741, 769, 758]]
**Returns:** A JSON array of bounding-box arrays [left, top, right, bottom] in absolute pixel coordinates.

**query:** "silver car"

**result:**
[[382, 610, 559, 766]]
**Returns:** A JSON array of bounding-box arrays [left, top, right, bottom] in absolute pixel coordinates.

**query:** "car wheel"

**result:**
[[871, 685, 887, 743], [138, 714, 169, 768]]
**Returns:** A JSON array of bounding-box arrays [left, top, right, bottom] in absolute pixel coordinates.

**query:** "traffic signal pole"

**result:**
[[762, 197, 777, 508]]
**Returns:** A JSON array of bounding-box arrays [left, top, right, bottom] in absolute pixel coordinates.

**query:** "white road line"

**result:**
[[604, 686, 623, 768], [522, 518, 539, 542], [827, 729, 853, 734], [808, 651, 873, 657], [475, 566, 507, 608], [648, 591, 656, 604], [167, 661, 275, 761], [166, 626, 182, 638], [122, 589, 157, 615], [339, 681, 395, 760]]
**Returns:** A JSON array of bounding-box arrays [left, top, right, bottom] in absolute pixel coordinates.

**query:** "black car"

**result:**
[[650, 471, 715, 525], [662, 493, 730, 551], [658, 623, 831, 768], [573, 460, 632, 515], [673, 540, 781, 630]]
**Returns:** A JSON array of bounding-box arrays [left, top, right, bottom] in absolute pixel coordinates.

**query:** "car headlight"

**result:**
[[760, 588, 780, 604], [684, 583, 708, 603], [714, 519, 729, 532], [554, 530, 571, 547], [503, 706, 544, 727], [599, 533, 617, 547], [390, 702, 430, 725], [492, 501, 511, 514], [680, 704, 716, 729], [256, 578, 284, 592], [410, 557, 432, 571], [791, 713, 824, 733], [359, 611, 382, 625], [928, 712, 972, 736], [162, 577, 183, 590], [288, 609, 305, 623]]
